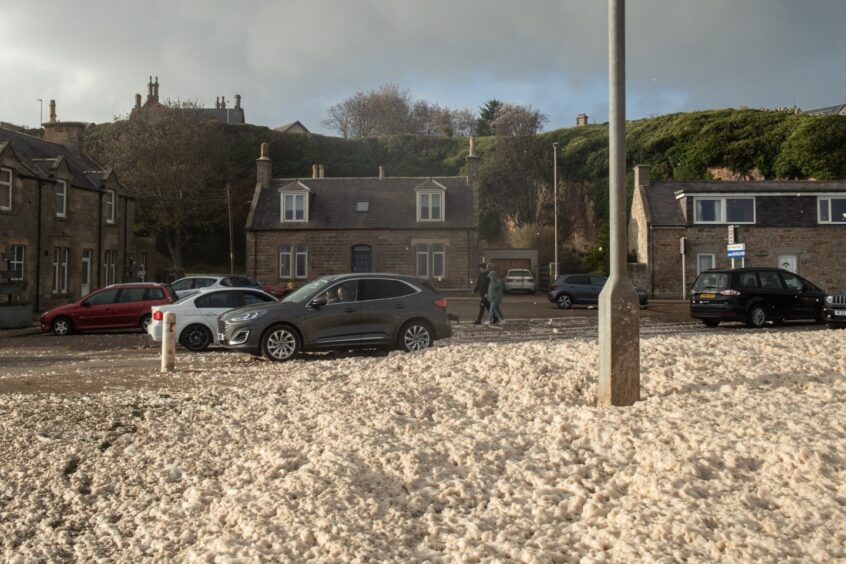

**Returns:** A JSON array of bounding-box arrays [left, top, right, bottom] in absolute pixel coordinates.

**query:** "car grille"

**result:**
[[832, 295, 846, 306]]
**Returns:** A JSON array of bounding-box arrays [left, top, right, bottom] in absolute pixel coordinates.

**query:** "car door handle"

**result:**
[[344, 307, 357, 313], [393, 303, 406, 309]]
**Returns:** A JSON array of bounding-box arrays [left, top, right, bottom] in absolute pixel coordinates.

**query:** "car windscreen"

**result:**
[[692, 272, 729, 292], [281, 278, 332, 303]]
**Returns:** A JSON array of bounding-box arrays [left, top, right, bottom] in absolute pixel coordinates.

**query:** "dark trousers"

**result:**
[[475, 298, 490, 323]]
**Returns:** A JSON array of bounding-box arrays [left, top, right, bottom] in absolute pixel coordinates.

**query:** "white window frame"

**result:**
[[105, 190, 116, 224], [432, 244, 445, 279], [696, 253, 716, 275], [295, 245, 308, 278], [817, 197, 846, 224], [52, 247, 69, 295], [103, 249, 117, 285], [417, 191, 444, 222], [0, 167, 12, 211], [281, 192, 308, 223], [56, 180, 68, 218], [278, 245, 308, 279], [278, 245, 292, 278], [416, 244, 429, 278], [693, 196, 755, 225], [9, 245, 24, 280]]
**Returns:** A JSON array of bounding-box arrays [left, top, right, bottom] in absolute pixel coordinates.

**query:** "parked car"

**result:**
[[217, 273, 452, 361], [824, 290, 846, 327], [147, 287, 277, 351], [690, 268, 826, 328], [547, 274, 648, 309], [504, 269, 535, 293], [170, 275, 290, 299], [40, 283, 176, 336]]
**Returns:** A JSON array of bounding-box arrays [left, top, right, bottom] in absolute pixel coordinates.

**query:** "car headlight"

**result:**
[[228, 310, 267, 322], [826, 295, 834, 304]]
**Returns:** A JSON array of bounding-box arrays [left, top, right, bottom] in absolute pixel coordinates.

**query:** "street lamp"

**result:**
[[37, 98, 43, 126], [553, 142, 559, 280], [598, 0, 640, 407]]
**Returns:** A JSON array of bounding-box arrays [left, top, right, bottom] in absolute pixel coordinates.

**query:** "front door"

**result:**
[[352, 245, 372, 273], [778, 255, 797, 273], [302, 279, 362, 346], [80, 250, 92, 297]]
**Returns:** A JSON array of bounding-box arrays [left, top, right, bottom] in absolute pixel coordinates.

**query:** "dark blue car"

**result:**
[[547, 274, 648, 309]]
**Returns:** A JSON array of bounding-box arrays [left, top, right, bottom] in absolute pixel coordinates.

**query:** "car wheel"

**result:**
[[747, 305, 768, 328], [52, 316, 73, 336], [180, 324, 212, 352], [262, 325, 301, 362], [400, 320, 433, 352], [139, 314, 152, 333], [702, 319, 720, 328], [556, 294, 574, 309]]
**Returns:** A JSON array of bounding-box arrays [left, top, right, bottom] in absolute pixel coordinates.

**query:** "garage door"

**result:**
[[491, 258, 531, 274]]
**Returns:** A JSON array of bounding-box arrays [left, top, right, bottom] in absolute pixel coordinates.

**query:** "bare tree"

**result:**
[[491, 104, 548, 136]]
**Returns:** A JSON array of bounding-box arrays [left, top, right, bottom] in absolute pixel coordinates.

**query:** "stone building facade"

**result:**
[[629, 164, 846, 298], [245, 142, 480, 289], [130, 76, 246, 124], [0, 103, 137, 311]]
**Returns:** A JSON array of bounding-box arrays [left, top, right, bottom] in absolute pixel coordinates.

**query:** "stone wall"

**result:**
[[247, 229, 476, 289]]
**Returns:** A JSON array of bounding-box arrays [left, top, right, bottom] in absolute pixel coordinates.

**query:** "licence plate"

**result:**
[[835, 310, 846, 317], [700, 293, 716, 299]]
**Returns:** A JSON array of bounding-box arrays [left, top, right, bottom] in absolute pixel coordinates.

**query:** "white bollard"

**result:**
[[161, 311, 176, 372]]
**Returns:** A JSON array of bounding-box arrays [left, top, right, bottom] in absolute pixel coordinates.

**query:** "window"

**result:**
[[281, 193, 307, 222], [55, 180, 67, 218], [781, 272, 804, 291], [738, 272, 758, 288], [242, 291, 275, 305], [589, 275, 607, 286], [692, 272, 729, 292], [416, 244, 428, 277], [171, 278, 193, 292], [147, 288, 165, 301], [195, 291, 241, 309], [105, 190, 116, 223], [116, 288, 146, 303], [818, 197, 846, 223], [9, 245, 24, 280], [693, 197, 755, 224], [193, 278, 216, 289], [318, 280, 358, 304], [359, 279, 417, 301], [222, 276, 257, 287], [352, 245, 372, 273], [103, 250, 117, 285], [0, 168, 11, 211], [696, 254, 715, 274], [566, 275, 591, 285], [758, 271, 782, 289], [356, 201, 370, 212], [52, 247, 69, 295], [418, 192, 444, 221], [86, 288, 119, 305], [432, 244, 445, 279], [278, 245, 308, 278]]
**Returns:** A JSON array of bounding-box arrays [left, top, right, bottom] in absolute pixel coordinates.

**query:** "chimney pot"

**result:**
[[469, 136, 476, 157], [221, 96, 226, 109], [215, 96, 220, 109], [312, 165, 319, 179], [134, 93, 142, 110], [48, 100, 57, 123], [576, 113, 589, 126], [378, 165, 385, 179], [318, 164, 325, 178], [154, 76, 159, 98], [235, 94, 242, 109], [147, 76, 153, 100], [257, 143, 272, 187]]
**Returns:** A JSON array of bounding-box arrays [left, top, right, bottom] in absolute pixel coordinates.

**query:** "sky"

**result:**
[[1, 0, 844, 135]]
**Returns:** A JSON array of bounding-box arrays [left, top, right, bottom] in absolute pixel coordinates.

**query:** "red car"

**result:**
[[40, 283, 176, 336]]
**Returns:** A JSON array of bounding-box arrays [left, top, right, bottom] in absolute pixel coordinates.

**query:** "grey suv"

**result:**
[[217, 273, 452, 361], [548, 274, 648, 309]]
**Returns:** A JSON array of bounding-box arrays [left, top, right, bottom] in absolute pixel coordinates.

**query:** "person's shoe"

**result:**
[[491, 319, 500, 325], [473, 320, 481, 325]]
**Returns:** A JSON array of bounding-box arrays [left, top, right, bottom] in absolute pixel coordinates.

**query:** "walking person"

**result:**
[[486, 265, 505, 325], [472, 263, 490, 325]]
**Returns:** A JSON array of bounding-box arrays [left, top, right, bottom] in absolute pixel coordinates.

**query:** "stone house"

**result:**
[[629, 164, 846, 298], [130, 76, 246, 124], [0, 102, 137, 310], [245, 141, 480, 289]]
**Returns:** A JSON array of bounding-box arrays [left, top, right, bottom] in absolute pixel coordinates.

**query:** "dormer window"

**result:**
[[282, 192, 308, 222], [418, 192, 444, 222], [693, 196, 755, 224]]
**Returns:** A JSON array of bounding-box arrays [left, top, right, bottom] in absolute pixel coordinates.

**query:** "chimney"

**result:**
[[576, 113, 589, 127], [634, 164, 651, 189], [466, 136, 480, 186], [134, 93, 142, 110], [318, 164, 325, 178], [378, 165, 385, 180], [235, 94, 242, 109], [256, 143, 272, 187], [153, 76, 159, 100], [42, 100, 86, 154], [215, 97, 220, 109], [312, 164, 319, 179], [147, 76, 153, 101], [221, 96, 226, 109]]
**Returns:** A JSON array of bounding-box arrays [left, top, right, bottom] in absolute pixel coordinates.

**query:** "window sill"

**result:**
[[55, 216, 70, 222]]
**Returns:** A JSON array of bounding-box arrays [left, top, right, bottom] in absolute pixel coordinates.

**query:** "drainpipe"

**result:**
[[97, 191, 103, 288], [35, 178, 43, 311], [123, 196, 128, 281], [649, 224, 654, 298]]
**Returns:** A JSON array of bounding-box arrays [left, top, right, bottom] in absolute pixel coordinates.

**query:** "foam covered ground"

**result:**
[[1, 331, 845, 561]]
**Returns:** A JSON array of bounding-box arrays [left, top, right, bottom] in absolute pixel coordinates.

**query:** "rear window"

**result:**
[[738, 272, 758, 288], [566, 275, 591, 285], [359, 279, 416, 300], [147, 287, 166, 301], [693, 272, 729, 292]]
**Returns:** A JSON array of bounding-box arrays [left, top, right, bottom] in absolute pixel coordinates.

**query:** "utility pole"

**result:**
[[553, 142, 559, 280], [598, 0, 640, 406], [226, 183, 235, 275]]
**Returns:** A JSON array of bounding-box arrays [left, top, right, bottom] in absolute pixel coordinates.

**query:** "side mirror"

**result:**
[[308, 297, 327, 309]]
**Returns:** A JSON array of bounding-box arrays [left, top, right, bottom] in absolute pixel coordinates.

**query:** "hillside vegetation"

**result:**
[[87, 109, 846, 272]]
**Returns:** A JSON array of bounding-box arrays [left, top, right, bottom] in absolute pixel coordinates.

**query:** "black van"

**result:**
[[690, 268, 826, 328]]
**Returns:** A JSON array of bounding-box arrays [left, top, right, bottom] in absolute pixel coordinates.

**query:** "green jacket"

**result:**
[[487, 271, 504, 302]]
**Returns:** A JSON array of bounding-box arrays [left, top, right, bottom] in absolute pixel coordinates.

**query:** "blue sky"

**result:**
[[1, 0, 843, 134]]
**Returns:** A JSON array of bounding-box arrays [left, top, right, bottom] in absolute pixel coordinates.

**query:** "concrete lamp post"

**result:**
[[553, 142, 559, 280], [598, 0, 640, 406]]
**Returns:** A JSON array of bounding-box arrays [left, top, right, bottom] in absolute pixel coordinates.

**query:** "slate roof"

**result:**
[[0, 126, 116, 192], [644, 180, 846, 227], [248, 177, 475, 230], [183, 107, 245, 124], [274, 121, 310, 134], [802, 104, 846, 116]]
